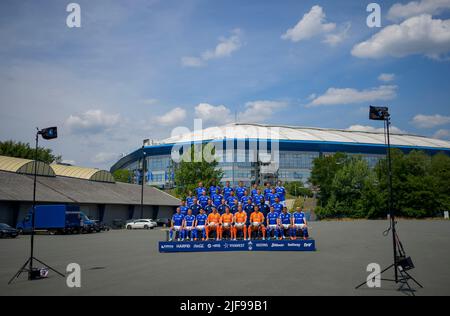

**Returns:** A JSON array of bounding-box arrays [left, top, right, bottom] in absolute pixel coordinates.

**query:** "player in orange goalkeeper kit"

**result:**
[[206, 207, 221, 240], [248, 205, 266, 240], [233, 205, 247, 240], [219, 206, 234, 240]]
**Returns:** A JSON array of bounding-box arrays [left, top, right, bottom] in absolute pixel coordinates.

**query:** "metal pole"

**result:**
[[141, 144, 145, 219], [386, 116, 398, 283], [29, 130, 39, 278]]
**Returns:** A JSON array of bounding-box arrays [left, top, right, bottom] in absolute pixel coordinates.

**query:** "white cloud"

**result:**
[[239, 100, 287, 123], [182, 29, 242, 67], [282, 5, 336, 42], [141, 98, 159, 105], [155, 107, 187, 126], [351, 15, 450, 59], [92, 152, 119, 164], [388, 0, 450, 21], [412, 114, 450, 128], [60, 159, 76, 165], [308, 85, 397, 107], [181, 56, 205, 67], [65, 109, 121, 134], [433, 129, 450, 139], [323, 22, 351, 46], [195, 103, 232, 123], [378, 73, 396, 82], [347, 125, 407, 134]]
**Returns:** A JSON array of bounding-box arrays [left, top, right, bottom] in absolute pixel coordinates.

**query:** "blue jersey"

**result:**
[[186, 196, 194, 207], [223, 186, 233, 199], [260, 203, 270, 217], [212, 194, 223, 207], [251, 189, 258, 197], [279, 212, 291, 225], [180, 206, 189, 216], [267, 212, 279, 225], [230, 204, 239, 214], [209, 185, 220, 196], [253, 194, 264, 206], [293, 212, 306, 224], [227, 196, 238, 206], [172, 213, 185, 226], [198, 195, 210, 208], [184, 214, 196, 227], [268, 193, 279, 205], [217, 204, 229, 215], [190, 204, 201, 216], [196, 213, 207, 226], [272, 202, 283, 213], [204, 205, 214, 214], [244, 204, 255, 215], [241, 195, 252, 205], [195, 187, 206, 197], [264, 188, 272, 199], [276, 186, 286, 201], [235, 186, 247, 200]]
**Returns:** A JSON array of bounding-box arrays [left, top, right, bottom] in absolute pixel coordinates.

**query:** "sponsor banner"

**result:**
[[159, 239, 316, 253]]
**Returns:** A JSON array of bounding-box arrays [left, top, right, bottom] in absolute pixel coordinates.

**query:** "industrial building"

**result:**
[[0, 156, 180, 227], [110, 123, 450, 187]]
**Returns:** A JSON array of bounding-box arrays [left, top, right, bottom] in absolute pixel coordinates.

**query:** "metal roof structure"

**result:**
[[0, 155, 55, 177], [51, 164, 115, 183], [162, 123, 450, 149], [0, 170, 180, 206]]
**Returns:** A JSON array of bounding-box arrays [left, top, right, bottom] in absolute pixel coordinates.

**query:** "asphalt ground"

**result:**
[[1, 220, 449, 296]]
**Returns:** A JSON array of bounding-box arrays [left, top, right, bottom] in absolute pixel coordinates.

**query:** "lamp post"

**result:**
[[140, 139, 148, 219]]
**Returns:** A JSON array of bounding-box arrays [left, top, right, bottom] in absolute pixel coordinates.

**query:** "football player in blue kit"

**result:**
[[222, 181, 234, 200], [276, 181, 287, 207], [251, 183, 259, 197], [195, 182, 206, 197], [194, 209, 208, 241], [263, 182, 272, 203], [204, 199, 215, 214], [227, 191, 238, 206], [253, 189, 264, 206], [212, 190, 223, 208], [169, 207, 185, 241], [240, 191, 252, 205], [190, 197, 201, 216], [209, 180, 220, 197], [278, 207, 292, 240], [217, 199, 229, 215], [186, 191, 194, 208], [243, 198, 255, 226], [266, 206, 280, 240], [183, 209, 196, 240], [198, 191, 210, 209], [259, 196, 271, 218], [291, 207, 309, 240], [230, 199, 240, 214], [235, 181, 247, 201], [268, 188, 279, 205], [179, 200, 189, 216], [272, 197, 283, 214]]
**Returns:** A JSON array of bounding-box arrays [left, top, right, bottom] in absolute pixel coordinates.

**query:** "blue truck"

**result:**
[[16, 205, 96, 234]]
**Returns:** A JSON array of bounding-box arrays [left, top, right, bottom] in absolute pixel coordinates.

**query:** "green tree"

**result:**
[[309, 152, 348, 206], [112, 169, 132, 183], [0, 140, 61, 163], [174, 144, 223, 197]]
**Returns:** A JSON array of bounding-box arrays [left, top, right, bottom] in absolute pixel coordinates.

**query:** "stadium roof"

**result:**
[[161, 123, 450, 149], [51, 164, 115, 183], [0, 170, 180, 206], [0, 155, 55, 177]]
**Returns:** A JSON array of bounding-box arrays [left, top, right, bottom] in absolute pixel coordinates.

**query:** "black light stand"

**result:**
[[8, 127, 65, 284], [140, 140, 147, 219], [355, 107, 423, 295]]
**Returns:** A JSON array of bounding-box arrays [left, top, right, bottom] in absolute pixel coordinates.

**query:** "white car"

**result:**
[[126, 219, 157, 230]]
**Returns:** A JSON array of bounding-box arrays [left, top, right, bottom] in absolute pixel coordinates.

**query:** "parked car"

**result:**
[[0, 223, 19, 238], [126, 219, 157, 230], [91, 220, 110, 232], [156, 218, 171, 227]]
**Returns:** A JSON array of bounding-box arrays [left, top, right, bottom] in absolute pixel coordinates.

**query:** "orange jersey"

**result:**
[[250, 212, 264, 223], [208, 213, 221, 224], [221, 213, 233, 224], [235, 211, 247, 223]]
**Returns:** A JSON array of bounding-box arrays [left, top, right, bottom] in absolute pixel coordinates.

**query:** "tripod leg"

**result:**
[[402, 270, 424, 288], [398, 270, 416, 296], [355, 264, 394, 289], [33, 257, 65, 277], [8, 258, 31, 285]]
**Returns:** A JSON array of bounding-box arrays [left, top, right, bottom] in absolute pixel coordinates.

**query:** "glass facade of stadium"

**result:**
[[110, 125, 450, 188]]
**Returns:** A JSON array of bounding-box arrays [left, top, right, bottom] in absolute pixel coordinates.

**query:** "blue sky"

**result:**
[[0, 0, 450, 168]]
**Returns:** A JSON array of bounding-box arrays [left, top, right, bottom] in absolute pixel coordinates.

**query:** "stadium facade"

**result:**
[[110, 123, 450, 187]]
